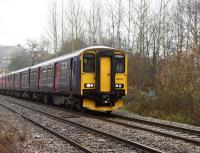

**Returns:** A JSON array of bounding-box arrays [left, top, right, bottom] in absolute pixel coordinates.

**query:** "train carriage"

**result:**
[[0, 46, 128, 112]]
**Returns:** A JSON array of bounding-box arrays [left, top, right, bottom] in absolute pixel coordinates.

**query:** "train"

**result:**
[[0, 46, 128, 112]]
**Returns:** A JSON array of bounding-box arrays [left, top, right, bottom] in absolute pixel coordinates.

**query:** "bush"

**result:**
[[126, 46, 200, 125]]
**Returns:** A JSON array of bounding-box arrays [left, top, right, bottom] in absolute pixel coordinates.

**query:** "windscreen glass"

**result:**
[[115, 54, 125, 73], [83, 53, 95, 72]]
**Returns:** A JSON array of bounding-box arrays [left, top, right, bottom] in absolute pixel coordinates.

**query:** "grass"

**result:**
[[122, 87, 200, 126], [0, 116, 26, 153], [122, 103, 198, 126]]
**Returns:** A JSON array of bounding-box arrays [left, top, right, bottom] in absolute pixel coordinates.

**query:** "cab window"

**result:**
[[83, 53, 95, 73], [115, 55, 125, 73]]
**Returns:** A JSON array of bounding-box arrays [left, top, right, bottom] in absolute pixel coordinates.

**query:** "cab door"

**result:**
[[100, 57, 111, 92]]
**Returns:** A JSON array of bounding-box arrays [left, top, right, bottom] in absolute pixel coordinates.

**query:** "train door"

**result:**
[[38, 67, 42, 90], [70, 59, 73, 92], [100, 57, 111, 92], [13, 74, 15, 89], [54, 63, 59, 92]]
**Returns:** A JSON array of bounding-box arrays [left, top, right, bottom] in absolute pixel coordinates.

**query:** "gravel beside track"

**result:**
[[0, 101, 81, 153], [96, 115, 200, 145], [1, 95, 200, 152], [0, 98, 156, 153], [113, 111, 200, 132]]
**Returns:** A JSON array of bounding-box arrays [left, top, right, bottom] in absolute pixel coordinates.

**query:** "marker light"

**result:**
[[86, 84, 91, 88], [115, 84, 124, 88], [85, 83, 95, 88]]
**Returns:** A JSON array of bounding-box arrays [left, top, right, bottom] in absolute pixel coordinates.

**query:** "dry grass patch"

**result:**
[[0, 114, 26, 153]]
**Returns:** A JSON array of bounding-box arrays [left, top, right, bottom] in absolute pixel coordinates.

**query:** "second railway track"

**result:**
[[0, 97, 163, 153], [93, 113, 200, 146]]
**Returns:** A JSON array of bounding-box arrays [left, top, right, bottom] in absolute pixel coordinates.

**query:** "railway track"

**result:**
[[0, 102, 93, 153], [2, 96, 200, 147], [48, 102, 200, 146], [111, 113, 200, 136], [0, 98, 164, 153], [103, 113, 200, 145]]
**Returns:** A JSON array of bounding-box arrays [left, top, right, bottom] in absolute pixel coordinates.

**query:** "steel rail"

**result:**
[[93, 116, 200, 146], [111, 113, 200, 136], [3, 99, 164, 153], [3, 96, 200, 146], [0, 103, 93, 153]]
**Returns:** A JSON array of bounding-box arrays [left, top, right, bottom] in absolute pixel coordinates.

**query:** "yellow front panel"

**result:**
[[100, 57, 111, 92], [83, 98, 124, 111], [115, 52, 128, 95], [81, 73, 95, 88], [80, 52, 95, 95]]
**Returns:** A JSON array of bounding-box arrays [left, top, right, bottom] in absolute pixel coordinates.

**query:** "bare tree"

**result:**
[[116, 0, 123, 48], [65, 0, 84, 51], [61, 0, 64, 48], [26, 39, 50, 65], [186, 0, 200, 46], [107, 4, 116, 47], [48, 0, 58, 56], [84, 0, 104, 46]]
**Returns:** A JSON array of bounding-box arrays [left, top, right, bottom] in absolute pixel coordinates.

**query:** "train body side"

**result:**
[[0, 46, 128, 112]]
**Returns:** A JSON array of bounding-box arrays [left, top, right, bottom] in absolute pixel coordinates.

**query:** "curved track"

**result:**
[[0, 98, 163, 153], [3, 96, 200, 147], [0, 103, 93, 153]]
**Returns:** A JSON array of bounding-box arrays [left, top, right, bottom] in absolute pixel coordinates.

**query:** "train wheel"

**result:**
[[44, 95, 48, 104], [47, 94, 54, 105], [75, 100, 82, 111], [65, 97, 71, 109]]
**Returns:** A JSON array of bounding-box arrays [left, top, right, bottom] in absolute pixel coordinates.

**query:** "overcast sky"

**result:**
[[0, 0, 164, 46], [0, 0, 97, 46], [0, 0, 49, 46]]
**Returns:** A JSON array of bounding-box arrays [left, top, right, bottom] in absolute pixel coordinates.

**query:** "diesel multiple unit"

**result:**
[[0, 46, 128, 112]]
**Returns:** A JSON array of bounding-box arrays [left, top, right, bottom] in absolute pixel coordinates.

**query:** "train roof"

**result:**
[[1, 46, 120, 76], [31, 46, 116, 69], [5, 67, 30, 76]]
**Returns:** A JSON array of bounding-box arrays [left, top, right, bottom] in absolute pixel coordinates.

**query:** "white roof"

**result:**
[[31, 46, 115, 69], [1, 67, 30, 77], [3, 46, 117, 76]]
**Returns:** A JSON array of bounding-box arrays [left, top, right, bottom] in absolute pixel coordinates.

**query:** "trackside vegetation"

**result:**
[[3, 0, 200, 125], [125, 46, 200, 126]]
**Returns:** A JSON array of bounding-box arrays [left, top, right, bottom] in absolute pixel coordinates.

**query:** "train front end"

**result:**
[[81, 47, 128, 112]]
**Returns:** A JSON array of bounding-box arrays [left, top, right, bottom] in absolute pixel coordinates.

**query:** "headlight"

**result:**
[[84, 83, 95, 88], [115, 84, 124, 88], [86, 84, 91, 88]]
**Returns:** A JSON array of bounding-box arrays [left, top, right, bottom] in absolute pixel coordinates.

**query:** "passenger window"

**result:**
[[43, 68, 47, 79], [83, 53, 95, 73], [115, 55, 125, 73], [48, 66, 53, 78]]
